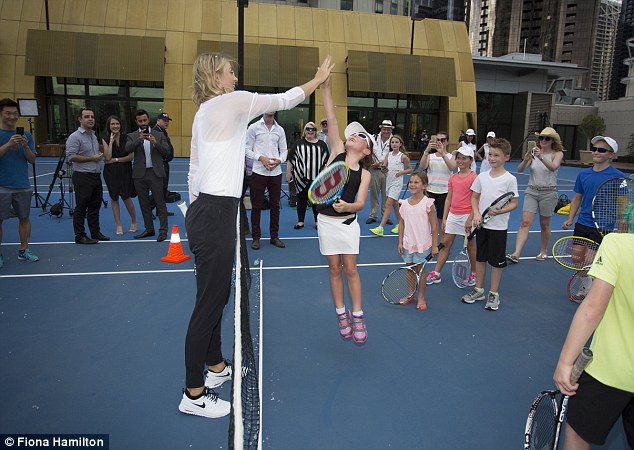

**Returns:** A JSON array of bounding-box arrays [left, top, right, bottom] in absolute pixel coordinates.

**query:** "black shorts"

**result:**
[[475, 228, 507, 268], [427, 191, 447, 220], [567, 372, 634, 446], [574, 222, 603, 245]]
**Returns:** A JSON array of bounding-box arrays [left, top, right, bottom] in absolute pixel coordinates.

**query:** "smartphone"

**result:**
[[16, 126, 24, 135], [429, 135, 438, 153], [527, 140, 537, 157]]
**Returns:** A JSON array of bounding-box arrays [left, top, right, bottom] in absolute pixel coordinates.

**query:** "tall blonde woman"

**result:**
[[179, 52, 333, 419], [506, 127, 564, 263]]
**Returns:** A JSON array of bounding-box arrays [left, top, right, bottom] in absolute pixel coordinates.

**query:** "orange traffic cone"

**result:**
[[160, 225, 191, 263]]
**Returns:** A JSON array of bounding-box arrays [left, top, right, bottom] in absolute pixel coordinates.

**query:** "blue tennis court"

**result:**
[[0, 158, 629, 449]]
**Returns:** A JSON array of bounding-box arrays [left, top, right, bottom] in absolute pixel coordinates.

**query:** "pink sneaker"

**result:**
[[337, 310, 353, 340], [352, 314, 367, 344]]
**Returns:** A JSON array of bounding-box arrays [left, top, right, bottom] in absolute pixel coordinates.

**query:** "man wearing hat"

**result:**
[[153, 112, 175, 215], [316, 118, 330, 151], [366, 119, 393, 225], [563, 135, 625, 244]]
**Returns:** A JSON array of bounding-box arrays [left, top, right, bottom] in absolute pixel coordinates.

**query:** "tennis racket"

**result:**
[[524, 348, 593, 450], [567, 269, 592, 304], [468, 192, 515, 240], [308, 161, 350, 205], [551, 236, 599, 271], [381, 243, 445, 305], [591, 176, 634, 235], [452, 234, 472, 288]]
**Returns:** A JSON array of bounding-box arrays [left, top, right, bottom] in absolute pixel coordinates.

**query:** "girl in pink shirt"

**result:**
[[426, 148, 477, 285], [397, 172, 439, 310]]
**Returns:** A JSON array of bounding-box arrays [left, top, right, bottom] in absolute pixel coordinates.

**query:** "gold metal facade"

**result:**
[[0, 0, 476, 156]]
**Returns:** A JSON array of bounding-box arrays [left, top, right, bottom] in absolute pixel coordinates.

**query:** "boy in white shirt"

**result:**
[[461, 138, 519, 311]]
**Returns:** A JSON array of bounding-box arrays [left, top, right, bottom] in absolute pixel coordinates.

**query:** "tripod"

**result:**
[[41, 148, 74, 218]]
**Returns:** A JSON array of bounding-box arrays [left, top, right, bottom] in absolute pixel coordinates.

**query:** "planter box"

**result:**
[[579, 150, 593, 164]]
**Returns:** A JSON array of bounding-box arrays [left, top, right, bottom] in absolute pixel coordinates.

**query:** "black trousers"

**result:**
[[296, 186, 317, 223], [184, 194, 239, 388], [162, 161, 170, 198], [72, 171, 103, 238], [134, 169, 168, 234]]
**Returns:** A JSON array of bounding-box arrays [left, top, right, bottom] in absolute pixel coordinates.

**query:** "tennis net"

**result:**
[[229, 211, 261, 450]]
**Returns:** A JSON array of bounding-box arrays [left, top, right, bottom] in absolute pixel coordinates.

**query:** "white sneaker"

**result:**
[[485, 292, 500, 311], [205, 360, 232, 388], [179, 388, 230, 418]]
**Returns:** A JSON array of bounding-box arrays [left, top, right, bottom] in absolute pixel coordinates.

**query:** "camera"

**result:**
[[428, 134, 438, 153], [16, 126, 24, 135]]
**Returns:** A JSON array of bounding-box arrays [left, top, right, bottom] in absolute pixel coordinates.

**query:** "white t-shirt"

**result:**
[[471, 170, 518, 230], [188, 87, 305, 201]]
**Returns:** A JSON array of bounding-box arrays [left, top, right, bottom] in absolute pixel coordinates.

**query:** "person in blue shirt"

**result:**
[[0, 98, 39, 267], [563, 136, 626, 244]]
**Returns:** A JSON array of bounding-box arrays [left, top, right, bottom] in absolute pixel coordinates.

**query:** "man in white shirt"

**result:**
[[367, 119, 393, 224], [245, 112, 288, 249], [316, 118, 330, 151]]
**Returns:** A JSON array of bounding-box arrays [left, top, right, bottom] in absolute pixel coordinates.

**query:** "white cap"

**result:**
[[486, 131, 496, 138], [466, 128, 476, 136], [344, 122, 375, 149], [380, 119, 393, 128], [454, 145, 474, 159], [591, 136, 618, 153]]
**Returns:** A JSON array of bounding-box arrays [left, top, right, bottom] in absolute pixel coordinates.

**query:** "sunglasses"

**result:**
[[305, 128, 317, 132], [352, 132, 372, 148], [591, 146, 612, 153], [538, 136, 552, 141], [438, 137, 448, 143]]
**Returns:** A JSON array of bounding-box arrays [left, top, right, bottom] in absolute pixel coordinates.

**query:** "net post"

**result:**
[[233, 209, 244, 450], [258, 259, 263, 450]]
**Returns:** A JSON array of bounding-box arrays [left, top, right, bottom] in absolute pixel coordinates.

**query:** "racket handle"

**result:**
[[424, 243, 445, 261], [570, 347, 593, 384], [177, 200, 188, 217]]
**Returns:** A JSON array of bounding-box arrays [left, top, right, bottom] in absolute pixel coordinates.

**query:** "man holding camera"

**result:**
[[126, 109, 170, 242], [153, 112, 175, 215], [420, 131, 457, 241], [0, 98, 39, 266], [66, 107, 110, 245]]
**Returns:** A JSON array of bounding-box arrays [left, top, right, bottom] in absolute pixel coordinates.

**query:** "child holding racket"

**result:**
[[425, 146, 477, 285], [316, 75, 372, 344], [461, 138, 518, 311], [397, 171, 439, 310], [370, 135, 412, 236], [553, 233, 634, 450], [562, 135, 625, 244]]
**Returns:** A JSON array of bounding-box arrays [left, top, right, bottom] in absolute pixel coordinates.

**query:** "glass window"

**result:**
[[66, 81, 85, 96], [376, 0, 384, 13], [341, 0, 353, 11], [89, 85, 124, 97], [52, 77, 65, 95], [130, 87, 164, 99]]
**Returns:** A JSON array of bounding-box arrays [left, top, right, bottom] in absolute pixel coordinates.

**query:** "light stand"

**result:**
[[41, 147, 73, 218], [17, 98, 45, 208]]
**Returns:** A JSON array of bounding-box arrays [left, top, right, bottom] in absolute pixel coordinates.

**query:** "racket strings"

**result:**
[[552, 237, 599, 270], [593, 177, 634, 233], [528, 395, 559, 450], [568, 270, 592, 303], [382, 268, 417, 303]]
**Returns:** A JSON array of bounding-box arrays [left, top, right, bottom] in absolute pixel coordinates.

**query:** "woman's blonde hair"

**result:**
[[192, 52, 237, 106], [302, 121, 317, 139]]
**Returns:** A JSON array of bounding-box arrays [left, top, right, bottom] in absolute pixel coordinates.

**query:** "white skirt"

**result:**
[[317, 213, 360, 255], [445, 212, 472, 236], [386, 177, 403, 200]]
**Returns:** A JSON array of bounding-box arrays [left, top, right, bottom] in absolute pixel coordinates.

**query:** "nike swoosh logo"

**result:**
[[192, 402, 206, 408]]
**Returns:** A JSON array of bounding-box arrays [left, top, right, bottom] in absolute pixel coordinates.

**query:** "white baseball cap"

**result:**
[[344, 122, 375, 149], [454, 145, 474, 159], [486, 131, 496, 138], [591, 136, 618, 154], [466, 128, 476, 136]]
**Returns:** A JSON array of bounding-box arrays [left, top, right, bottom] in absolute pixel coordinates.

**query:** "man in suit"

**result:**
[[152, 112, 175, 216], [126, 109, 170, 242]]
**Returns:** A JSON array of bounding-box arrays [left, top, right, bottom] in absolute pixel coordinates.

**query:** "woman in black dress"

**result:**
[[286, 121, 330, 229], [102, 115, 137, 236]]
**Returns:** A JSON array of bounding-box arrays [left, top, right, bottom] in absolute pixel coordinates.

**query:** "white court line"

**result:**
[[1, 228, 573, 246], [0, 255, 547, 279]]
